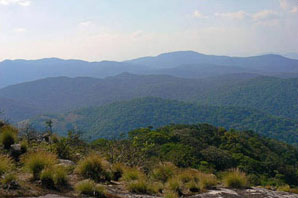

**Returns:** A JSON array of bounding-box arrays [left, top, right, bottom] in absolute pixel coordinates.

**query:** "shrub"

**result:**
[[0, 155, 14, 176], [223, 169, 249, 188], [53, 166, 68, 186], [54, 138, 72, 159], [1, 173, 17, 185], [94, 184, 107, 197], [111, 163, 125, 181], [164, 168, 217, 194], [198, 172, 217, 190], [166, 176, 183, 194], [121, 168, 144, 182], [75, 179, 106, 197], [152, 162, 177, 183], [277, 185, 291, 192], [178, 169, 198, 184], [127, 180, 156, 194], [40, 166, 68, 189], [40, 168, 55, 189], [0, 126, 17, 149], [22, 151, 57, 180], [151, 182, 164, 194], [20, 141, 28, 153], [76, 154, 111, 182], [75, 179, 95, 196], [164, 191, 179, 198], [186, 180, 200, 193]]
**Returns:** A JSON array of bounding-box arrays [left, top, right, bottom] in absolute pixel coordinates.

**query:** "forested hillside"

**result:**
[[196, 76, 298, 119], [116, 123, 298, 186], [1, 121, 298, 197], [0, 73, 247, 118], [27, 97, 298, 143], [1, 73, 298, 123]]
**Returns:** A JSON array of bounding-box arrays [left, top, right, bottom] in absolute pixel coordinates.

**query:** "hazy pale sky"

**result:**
[[0, 0, 297, 61]]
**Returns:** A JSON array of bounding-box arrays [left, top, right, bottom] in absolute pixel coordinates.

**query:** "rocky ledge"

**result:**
[[27, 187, 298, 198], [189, 188, 298, 198]]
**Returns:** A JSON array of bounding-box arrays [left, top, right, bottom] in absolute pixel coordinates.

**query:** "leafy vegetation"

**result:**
[[75, 154, 111, 182], [0, 125, 18, 149], [75, 179, 107, 197], [196, 76, 298, 120], [223, 169, 248, 188], [22, 151, 57, 180], [1, 120, 298, 197], [29, 97, 298, 144], [0, 155, 14, 176], [93, 123, 298, 187]]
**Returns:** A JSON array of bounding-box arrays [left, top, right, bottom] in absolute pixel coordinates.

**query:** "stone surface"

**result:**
[[17, 187, 298, 198], [10, 144, 21, 152], [58, 159, 75, 166], [188, 188, 298, 198], [10, 143, 23, 158]]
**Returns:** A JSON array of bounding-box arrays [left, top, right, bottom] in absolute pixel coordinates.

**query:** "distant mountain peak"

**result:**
[[157, 50, 204, 57]]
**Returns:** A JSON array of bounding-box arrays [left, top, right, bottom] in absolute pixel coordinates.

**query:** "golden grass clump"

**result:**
[[277, 185, 298, 194], [0, 155, 14, 176], [163, 168, 217, 196], [1, 173, 17, 186], [0, 125, 18, 149], [121, 167, 145, 182], [127, 180, 154, 194], [53, 166, 68, 186], [40, 166, 68, 189], [75, 154, 111, 182], [75, 179, 106, 197], [223, 169, 249, 189], [151, 162, 177, 183], [111, 163, 126, 181], [197, 172, 217, 190], [22, 151, 58, 180], [163, 191, 179, 198]]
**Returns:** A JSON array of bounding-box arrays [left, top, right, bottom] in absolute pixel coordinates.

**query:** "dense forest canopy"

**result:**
[[27, 97, 298, 144], [93, 123, 298, 186]]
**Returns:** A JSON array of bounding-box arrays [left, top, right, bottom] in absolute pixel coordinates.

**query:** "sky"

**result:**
[[0, 0, 297, 61]]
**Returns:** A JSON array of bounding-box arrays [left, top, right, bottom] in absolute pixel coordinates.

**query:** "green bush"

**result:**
[[75, 179, 106, 197], [277, 185, 298, 194], [163, 191, 179, 198], [186, 180, 200, 193], [121, 167, 144, 182], [76, 154, 111, 182], [152, 162, 177, 183], [166, 176, 183, 194], [1, 173, 17, 186], [22, 151, 57, 180], [177, 169, 198, 184], [20, 141, 28, 153], [198, 172, 217, 190], [40, 168, 55, 189], [223, 169, 249, 188], [164, 168, 217, 194], [53, 166, 68, 186], [0, 126, 17, 149], [94, 184, 107, 197], [40, 166, 68, 189], [54, 138, 72, 159], [111, 163, 125, 181], [127, 180, 156, 194], [0, 155, 14, 176]]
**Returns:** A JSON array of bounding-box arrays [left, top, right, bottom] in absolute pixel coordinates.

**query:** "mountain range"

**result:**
[[1, 51, 298, 144], [1, 51, 298, 88]]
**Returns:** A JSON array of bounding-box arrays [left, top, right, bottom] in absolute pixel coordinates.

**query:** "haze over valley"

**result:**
[[1, 0, 298, 197]]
